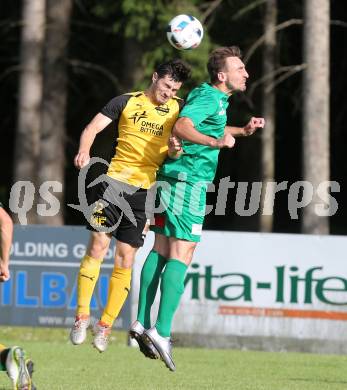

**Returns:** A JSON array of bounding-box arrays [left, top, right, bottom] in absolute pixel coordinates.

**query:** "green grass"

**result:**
[[0, 327, 347, 390]]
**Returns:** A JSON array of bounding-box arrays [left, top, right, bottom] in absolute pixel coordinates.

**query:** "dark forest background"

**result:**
[[0, 0, 346, 234]]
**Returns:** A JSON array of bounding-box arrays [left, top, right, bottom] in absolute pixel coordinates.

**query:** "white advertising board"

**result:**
[[133, 231, 347, 346]]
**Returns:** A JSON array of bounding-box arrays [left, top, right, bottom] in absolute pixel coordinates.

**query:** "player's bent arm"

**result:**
[[173, 117, 222, 148], [225, 126, 247, 137], [74, 113, 112, 168], [225, 117, 265, 137], [0, 208, 13, 278]]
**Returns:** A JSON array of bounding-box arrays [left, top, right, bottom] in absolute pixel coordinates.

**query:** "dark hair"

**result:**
[[207, 46, 242, 83], [155, 59, 191, 83]]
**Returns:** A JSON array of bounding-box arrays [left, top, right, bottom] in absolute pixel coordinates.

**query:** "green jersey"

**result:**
[[159, 82, 229, 183]]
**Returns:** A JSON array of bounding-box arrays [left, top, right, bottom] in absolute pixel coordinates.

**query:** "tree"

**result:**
[[92, 0, 212, 92], [260, 0, 277, 232], [37, 0, 73, 225], [13, 0, 46, 224], [302, 0, 330, 234]]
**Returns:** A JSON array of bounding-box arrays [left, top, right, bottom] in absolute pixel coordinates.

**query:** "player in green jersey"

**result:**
[[130, 46, 265, 371]]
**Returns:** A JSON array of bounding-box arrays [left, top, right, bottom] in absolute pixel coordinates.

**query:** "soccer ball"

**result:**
[[166, 14, 203, 50]]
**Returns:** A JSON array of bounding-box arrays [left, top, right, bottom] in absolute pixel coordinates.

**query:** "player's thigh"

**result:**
[[151, 178, 207, 243], [115, 189, 148, 248], [86, 181, 123, 234], [153, 233, 170, 258]]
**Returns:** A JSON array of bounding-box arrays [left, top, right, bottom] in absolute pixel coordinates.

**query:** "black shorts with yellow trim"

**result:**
[[86, 180, 149, 247]]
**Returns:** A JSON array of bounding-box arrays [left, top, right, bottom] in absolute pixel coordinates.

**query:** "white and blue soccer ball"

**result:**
[[166, 14, 204, 50]]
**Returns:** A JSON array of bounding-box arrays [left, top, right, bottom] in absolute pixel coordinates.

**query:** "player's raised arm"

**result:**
[[224, 116, 265, 137], [173, 117, 235, 149], [74, 113, 112, 169]]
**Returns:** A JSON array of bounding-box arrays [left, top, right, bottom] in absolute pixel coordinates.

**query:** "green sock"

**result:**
[[155, 259, 188, 337], [137, 250, 167, 329]]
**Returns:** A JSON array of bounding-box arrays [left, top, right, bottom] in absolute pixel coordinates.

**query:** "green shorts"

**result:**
[[150, 174, 208, 242]]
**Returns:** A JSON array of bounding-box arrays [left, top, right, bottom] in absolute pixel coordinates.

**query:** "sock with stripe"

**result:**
[[76, 255, 102, 316], [101, 267, 132, 326]]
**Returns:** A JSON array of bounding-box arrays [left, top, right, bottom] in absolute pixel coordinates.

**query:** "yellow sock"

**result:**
[[101, 267, 132, 326], [77, 255, 102, 316], [0, 344, 6, 352]]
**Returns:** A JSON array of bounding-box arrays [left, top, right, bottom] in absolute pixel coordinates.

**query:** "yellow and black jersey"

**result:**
[[101, 92, 184, 189]]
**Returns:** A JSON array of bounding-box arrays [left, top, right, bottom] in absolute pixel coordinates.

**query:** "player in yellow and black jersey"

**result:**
[[70, 60, 190, 352], [102, 90, 184, 189]]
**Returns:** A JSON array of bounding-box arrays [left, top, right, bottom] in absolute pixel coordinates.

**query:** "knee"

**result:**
[[114, 253, 134, 269], [189, 242, 198, 257], [184, 243, 197, 263], [87, 234, 110, 259], [169, 241, 197, 264], [153, 244, 169, 259], [114, 246, 137, 269]]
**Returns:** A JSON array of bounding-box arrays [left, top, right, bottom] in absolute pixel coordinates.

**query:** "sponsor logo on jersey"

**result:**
[[139, 121, 164, 136], [155, 104, 170, 116], [128, 110, 148, 124], [93, 201, 105, 214], [218, 100, 226, 116]]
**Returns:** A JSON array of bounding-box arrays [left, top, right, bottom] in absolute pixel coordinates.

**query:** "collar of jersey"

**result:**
[[202, 82, 229, 101]]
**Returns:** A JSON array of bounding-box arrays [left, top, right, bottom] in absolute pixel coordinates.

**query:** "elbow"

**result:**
[[4, 214, 13, 231], [172, 118, 187, 138], [172, 126, 181, 138], [0, 211, 13, 233], [84, 125, 98, 137]]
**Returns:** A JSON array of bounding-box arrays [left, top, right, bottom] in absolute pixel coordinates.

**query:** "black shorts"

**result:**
[[86, 179, 150, 247]]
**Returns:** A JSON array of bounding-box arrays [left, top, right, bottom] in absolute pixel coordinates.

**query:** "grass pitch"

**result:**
[[0, 326, 346, 390]]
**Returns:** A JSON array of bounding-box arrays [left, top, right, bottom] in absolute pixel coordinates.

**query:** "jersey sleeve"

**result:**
[[178, 98, 185, 112], [179, 90, 218, 128], [101, 94, 132, 121], [172, 96, 185, 112]]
